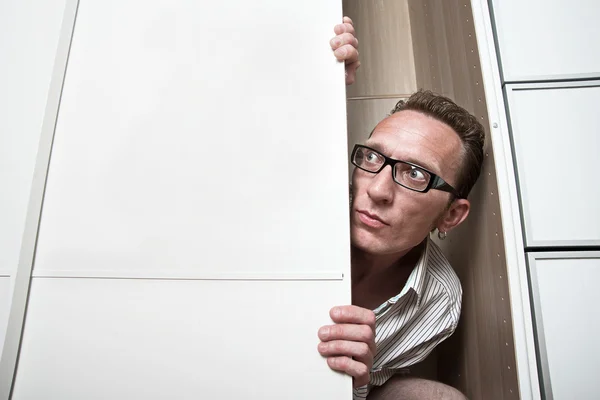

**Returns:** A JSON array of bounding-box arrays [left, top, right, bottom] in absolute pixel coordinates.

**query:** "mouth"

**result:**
[[356, 209, 389, 228]]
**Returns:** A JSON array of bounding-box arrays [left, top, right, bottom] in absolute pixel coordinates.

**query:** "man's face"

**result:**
[[350, 110, 464, 256]]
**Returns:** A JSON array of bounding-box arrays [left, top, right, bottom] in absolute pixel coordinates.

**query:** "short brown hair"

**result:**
[[389, 90, 485, 198]]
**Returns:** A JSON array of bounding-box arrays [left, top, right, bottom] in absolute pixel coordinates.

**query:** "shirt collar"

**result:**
[[373, 238, 431, 314], [400, 238, 429, 306]]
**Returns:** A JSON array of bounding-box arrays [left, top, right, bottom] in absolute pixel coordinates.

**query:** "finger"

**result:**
[[327, 356, 370, 388], [318, 340, 373, 368], [330, 306, 376, 329], [318, 323, 374, 346], [343, 16, 353, 26], [342, 22, 356, 36], [346, 72, 354, 86], [345, 61, 360, 85], [333, 44, 359, 63], [330, 32, 359, 51], [334, 22, 356, 36], [349, 61, 361, 71]]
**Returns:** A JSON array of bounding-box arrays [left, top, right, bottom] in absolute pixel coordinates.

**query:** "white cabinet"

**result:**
[[8, 0, 587, 398], [506, 82, 600, 247], [491, 0, 600, 82], [528, 252, 600, 400], [4, 0, 352, 398]]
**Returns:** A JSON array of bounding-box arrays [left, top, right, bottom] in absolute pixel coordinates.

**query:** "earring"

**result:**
[[438, 230, 447, 240]]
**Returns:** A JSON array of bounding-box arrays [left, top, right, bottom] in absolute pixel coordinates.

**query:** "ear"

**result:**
[[436, 198, 470, 233]]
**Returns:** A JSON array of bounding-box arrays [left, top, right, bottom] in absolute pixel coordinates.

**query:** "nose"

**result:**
[[366, 165, 395, 205]]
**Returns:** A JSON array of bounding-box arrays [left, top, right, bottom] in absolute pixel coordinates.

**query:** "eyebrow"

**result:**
[[363, 140, 438, 173]]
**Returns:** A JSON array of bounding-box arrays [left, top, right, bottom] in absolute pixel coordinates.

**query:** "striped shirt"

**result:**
[[353, 237, 462, 400]]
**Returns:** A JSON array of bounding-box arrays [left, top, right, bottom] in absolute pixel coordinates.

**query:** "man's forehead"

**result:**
[[366, 111, 463, 173], [366, 125, 431, 151], [372, 111, 449, 139]]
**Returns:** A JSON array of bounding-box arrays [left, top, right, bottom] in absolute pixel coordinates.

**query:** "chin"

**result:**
[[350, 227, 386, 254]]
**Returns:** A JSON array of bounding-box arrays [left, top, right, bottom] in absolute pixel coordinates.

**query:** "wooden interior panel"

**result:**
[[342, 0, 417, 98], [342, 0, 519, 397], [345, 98, 404, 147], [405, 0, 432, 91], [407, 1, 519, 398]]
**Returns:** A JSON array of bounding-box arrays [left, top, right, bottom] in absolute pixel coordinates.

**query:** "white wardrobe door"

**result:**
[[14, 279, 349, 399], [12, 0, 352, 398], [0, 0, 67, 356], [507, 82, 600, 247], [529, 252, 600, 400], [491, 0, 600, 81], [31, 0, 350, 278]]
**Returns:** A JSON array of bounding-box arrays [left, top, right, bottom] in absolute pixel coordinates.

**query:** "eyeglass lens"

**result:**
[[353, 146, 432, 191]]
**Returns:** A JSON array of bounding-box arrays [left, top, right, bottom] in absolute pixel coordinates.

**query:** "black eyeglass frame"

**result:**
[[351, 144, 463, 199]]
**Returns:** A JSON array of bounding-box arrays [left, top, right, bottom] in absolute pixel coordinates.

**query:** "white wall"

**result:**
[[0, 0, 67, 356]]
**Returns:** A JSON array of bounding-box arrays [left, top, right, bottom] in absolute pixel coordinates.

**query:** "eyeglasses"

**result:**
[[350, 144, 463, 198]]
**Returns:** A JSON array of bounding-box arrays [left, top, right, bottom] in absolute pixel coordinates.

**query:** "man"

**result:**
[[320, 18, 485, 399]]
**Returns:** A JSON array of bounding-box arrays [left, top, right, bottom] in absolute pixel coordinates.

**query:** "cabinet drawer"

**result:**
[[528, 252, 600, 399], [491, 0, 600, 82], [506, 82, 600, 246]]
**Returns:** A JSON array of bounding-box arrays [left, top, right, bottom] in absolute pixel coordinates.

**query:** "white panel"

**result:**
[[0, 0, 67, 358], [529, 253, 600, 399], [13, 0, 351, 397], [507, 83, 600, 246], [492, 0, 600, 81], [33, 0, 349, 278], [13, 278, 351, 399], [0, 278, 11, 352]]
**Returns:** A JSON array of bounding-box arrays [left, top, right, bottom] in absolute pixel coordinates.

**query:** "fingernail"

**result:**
[[318, 342, 327, 352], [332, 38, 341, 47], [334, 48, 347, 58], [319, 327, 330, 337]]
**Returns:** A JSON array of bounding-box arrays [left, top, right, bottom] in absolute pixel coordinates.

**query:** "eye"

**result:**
[[408, 167, 427, 182], [365, 151, 380, 163]]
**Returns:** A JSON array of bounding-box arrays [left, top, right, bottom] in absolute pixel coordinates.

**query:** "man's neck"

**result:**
[[351, 242, 424, 284], [350, 241, 427, 310]]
